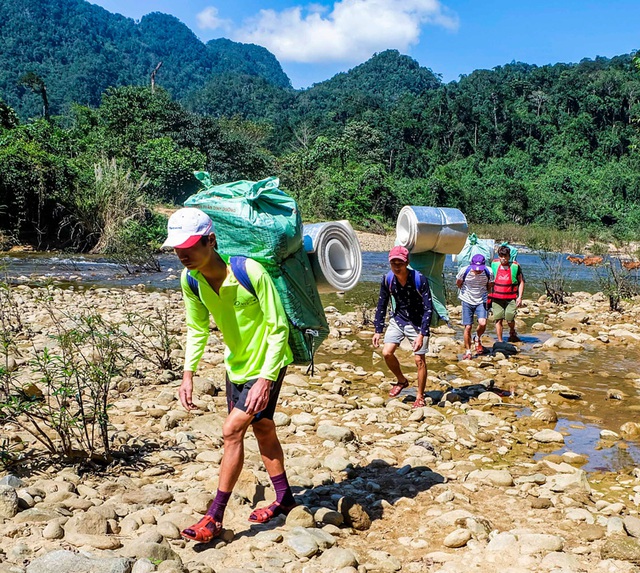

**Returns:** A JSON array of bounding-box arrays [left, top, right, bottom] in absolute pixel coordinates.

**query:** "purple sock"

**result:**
[[206, 489, 231, 523], [271, 472, 295, 507]]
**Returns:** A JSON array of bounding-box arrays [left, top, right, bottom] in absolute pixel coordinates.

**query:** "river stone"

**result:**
[[13, 507, 62, 523], [539, 552, 580, 570], [291, 413, 316, 427], [581, 524, 605, 541], [531, 497, 553, 509], [443, 528, 472, 548], [517, 366, 540, 377], [531, 407, 558, 423], [319, 547, 358, 569], [121, 541, 180, 563], [273, 412, 291, 427], [363, 550, 402, 572], [26, 550, 133, 573], [546, 470, 590, 493], [518, 533, 564, 553], [324, 452, 351, 471], [317, 425, 354, 442], [121, 487, 173, 505], [286, 505, 315, 528], [156, 520, 181, 540], [467, 469, 514, 487], [285, 527, 319, 558], [315, 507, 344, 526], [608, 517, 626, 535], [487, 532, 518, 552], [624, 516, 640, 538], [0, 485, 19, 518], [131, 560, 155, 573], [533, 429, 565, 443], [307, 528, 337, 549], [42, 520, 65, 540], [621, 422, 640, 437], [338, 496, 371, 530], [64, 532, 123, 550], [601, 535, 640, 563], [65, 511, 108, 536], [0, 475, 23, 488]]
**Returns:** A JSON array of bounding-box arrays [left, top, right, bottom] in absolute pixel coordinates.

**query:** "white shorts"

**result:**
[[383, 318, 429, 355]]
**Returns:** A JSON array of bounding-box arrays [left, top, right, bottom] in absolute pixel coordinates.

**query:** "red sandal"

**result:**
[[248, 501, 296, 524], [389, 380, 409, 397], [181, 515, 222, 543]]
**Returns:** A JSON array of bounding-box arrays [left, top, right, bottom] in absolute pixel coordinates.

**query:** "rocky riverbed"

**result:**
[[2, 285, 640, 573]]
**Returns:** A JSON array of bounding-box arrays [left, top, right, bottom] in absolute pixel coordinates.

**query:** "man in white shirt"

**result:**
[[456, 254, 494, 360]]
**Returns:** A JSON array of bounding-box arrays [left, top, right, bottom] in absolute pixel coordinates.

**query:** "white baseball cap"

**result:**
[[162, 208, 214, 249]]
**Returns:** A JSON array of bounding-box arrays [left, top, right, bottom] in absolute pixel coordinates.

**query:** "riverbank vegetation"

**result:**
[[1, 37, 639, 253]]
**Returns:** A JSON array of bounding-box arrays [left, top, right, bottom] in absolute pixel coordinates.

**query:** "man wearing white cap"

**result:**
[[163, 208, 295, 543]]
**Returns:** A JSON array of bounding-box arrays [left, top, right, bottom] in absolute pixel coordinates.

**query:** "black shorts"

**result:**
[[225, 367, 287, 423]]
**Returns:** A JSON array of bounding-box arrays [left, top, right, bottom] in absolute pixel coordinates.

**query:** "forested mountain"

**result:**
[[0, 0, 639, 252], [0, 0, 291, 118]]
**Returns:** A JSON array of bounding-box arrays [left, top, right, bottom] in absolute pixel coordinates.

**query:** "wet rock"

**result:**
[[338, 496, 371, 530], [26, 550, 132, 573], [0, 485, 19, 518], [533, 429, 565, 443], [517, 366, 540, 377]]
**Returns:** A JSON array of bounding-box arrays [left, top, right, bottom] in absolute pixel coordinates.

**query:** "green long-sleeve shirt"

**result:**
[[182, 257, 293, 383]]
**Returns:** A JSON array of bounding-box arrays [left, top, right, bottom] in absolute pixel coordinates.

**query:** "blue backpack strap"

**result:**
[[461, 266, 491, 284], [186, 271, 200, 298], [386, 271, 395, 291], [413, 269, 422, 291], [230, 256, 257, 298]]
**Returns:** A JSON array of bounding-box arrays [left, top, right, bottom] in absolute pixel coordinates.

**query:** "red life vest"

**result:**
[[490, 260, 520, 300]]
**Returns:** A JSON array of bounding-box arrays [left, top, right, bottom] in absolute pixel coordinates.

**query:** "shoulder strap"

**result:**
[[230, 256, 257, 298], [510, 261, 519, 284], [186, 271, 199, 298], [491, 260, 499, 276], [386, 271, 395, 290], [413, 269, 422, 291]]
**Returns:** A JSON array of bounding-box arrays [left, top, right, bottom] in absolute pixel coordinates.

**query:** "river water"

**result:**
[[2, 250, 640, 473]]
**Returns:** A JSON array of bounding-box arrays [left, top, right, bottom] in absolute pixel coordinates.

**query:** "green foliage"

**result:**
[[0, 287, 129, 463]]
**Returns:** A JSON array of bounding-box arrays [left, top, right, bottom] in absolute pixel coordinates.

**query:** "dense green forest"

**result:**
[[0, 0, 639, 254]]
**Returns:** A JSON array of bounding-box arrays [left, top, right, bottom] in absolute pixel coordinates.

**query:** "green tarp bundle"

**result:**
[[456, 233, 495, 270], [185, 173, 329, 364], [408, 251, 449, 324]]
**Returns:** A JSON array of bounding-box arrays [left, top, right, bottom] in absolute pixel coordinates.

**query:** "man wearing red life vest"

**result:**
[[488, 245, 525, 343]]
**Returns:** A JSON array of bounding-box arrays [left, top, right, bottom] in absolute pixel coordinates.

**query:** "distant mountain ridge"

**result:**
[[0, 0, 292, 118]]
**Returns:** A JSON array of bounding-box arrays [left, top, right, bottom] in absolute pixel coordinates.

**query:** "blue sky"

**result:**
[[90, 0, 640, 88]]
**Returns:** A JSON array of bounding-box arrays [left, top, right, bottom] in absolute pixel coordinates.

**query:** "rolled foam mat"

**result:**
[[303, 220, 362, 292], [396, 206, 468, 254]]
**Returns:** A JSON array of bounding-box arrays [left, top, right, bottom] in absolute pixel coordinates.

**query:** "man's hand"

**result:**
[[179, 372, 197, 411], [412, 333, 425, 352], [245, 377, 271, 415], [372, 333, 381, 348], [516, 296, 522, 308]]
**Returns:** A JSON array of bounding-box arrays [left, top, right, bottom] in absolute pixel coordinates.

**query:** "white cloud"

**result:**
[[196, 6, 231, 31], [232, 0, 458, 64]]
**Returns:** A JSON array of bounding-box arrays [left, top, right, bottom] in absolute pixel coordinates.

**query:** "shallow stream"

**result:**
[[3, 250, 640, 473]]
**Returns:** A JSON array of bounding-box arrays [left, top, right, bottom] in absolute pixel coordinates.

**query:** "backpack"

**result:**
[[460, 266, 491, 284], [186, 256, 254, 298], [386, 269, 423, 292], [186, 255, 325, 371], [490, 260, 519, 285]]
